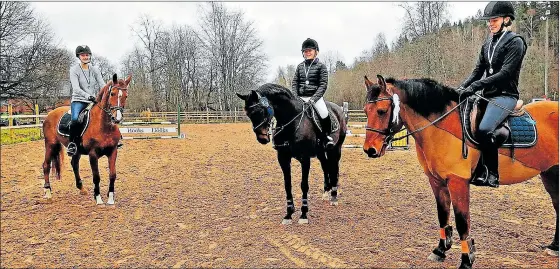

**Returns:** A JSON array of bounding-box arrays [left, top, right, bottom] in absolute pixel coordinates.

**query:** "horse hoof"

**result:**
[[281, 219, 292, 225], [79, 188, 88, 195], [427, 253, 445, 262], [322, 191, 330, 200], [106, 192, 115, 205], [298, 218, 309, 224], [546, 247, 559, 256], [44, 188, 52, 200], [95, 195, 104, 205], [330, 198, 338, 206]]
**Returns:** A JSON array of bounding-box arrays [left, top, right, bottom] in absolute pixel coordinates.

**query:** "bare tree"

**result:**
[[91, 55, 116, 81], [0, 1, 67, 101], [400, 2, 449, 40], [197, 2, 267, 110]]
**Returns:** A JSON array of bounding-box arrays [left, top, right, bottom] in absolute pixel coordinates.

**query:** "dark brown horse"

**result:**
[[362, 75, 558, 268], [42, 74, 131, 205], [237, 83, 346, 224]]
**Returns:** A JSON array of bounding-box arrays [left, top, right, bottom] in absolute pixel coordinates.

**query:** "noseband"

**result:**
[[96, 85, 128, 123]]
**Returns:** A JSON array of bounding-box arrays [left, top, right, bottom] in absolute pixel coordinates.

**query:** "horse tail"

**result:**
[[54, 145, 64, 179]]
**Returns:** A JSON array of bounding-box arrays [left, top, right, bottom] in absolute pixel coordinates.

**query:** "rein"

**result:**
[[366, 96, 467, 144]]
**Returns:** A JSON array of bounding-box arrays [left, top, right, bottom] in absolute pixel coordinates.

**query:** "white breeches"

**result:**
[[300, 97, 328, 119]]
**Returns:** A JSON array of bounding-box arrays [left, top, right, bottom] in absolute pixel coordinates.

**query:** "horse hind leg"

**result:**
[[318, 153, 331, 200], [327, 148, 342, 206], [42, 144, 54, 200], [540, 165, 559, 256]]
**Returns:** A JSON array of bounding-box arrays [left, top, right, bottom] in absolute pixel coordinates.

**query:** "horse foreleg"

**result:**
[[427, 174, 453, 262], [107, 148, 118, 205], [448, 175, 475, 269], [89, 154, 103, 205], [71, 154, 87, 195], [278, 150, 294, 224], [299, 157, 310, 224], [317, 153, 331, 200]]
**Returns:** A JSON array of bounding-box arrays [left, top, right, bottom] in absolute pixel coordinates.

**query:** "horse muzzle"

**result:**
[[256, 132, 270, 144]]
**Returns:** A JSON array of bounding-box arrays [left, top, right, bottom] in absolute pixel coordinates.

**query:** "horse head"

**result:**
[[99, 74, 132, 124], [363, 75, 403, 158], [236, 90, 275, 144]]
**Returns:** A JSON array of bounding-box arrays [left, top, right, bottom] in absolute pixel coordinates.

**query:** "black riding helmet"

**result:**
[[481, 1, 515, 20], [301, 38, 319, 52], [75, 45, 92, 57]]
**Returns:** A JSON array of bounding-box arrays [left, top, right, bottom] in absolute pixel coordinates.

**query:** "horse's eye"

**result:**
[[111, 93, 115, 96], [377, 109, 387, 115]]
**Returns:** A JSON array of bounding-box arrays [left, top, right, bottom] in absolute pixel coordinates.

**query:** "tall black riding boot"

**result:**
[[67, 120, 79, 156], [320, 116, 335, 149], [475, 146, 500, 188]]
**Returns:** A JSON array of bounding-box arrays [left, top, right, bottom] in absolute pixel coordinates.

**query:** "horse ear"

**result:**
[[124, 74, 132, 85], [364, 75, 374, 89], [236, 92, 249, 101], [376, 74, 386, 89], [249, 90, 259, 101], [112, 74, 118, 84]]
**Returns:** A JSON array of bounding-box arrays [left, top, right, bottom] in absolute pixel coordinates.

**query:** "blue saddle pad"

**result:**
[[502, 111, 537, 148]]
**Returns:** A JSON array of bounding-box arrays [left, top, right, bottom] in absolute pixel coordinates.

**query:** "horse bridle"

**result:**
[[248, 93, 312, 137], [365, 95, 468, 146], [95, 85, 128, 123], [248, 93, 274, 131], [364, 96, 402, 147]]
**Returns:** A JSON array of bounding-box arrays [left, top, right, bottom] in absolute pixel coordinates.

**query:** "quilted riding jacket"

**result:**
[[291, 58, 328, 101], [461, 30, 527, 99]]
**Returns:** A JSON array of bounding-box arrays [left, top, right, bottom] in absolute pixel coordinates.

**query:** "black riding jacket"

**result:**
[[291, 58, 328, 100], [461, 31, 527, 99]]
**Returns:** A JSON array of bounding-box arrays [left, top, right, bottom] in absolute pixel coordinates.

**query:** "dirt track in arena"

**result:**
[[1, 123, 558, 268]]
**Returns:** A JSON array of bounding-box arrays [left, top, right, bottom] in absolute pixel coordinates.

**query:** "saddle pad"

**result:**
[[503, 112, 537, 147], [57, 109, 91, 137], [311, 108, 340, 134]]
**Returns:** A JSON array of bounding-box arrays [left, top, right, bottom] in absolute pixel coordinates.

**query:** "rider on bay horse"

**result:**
[[68, 45, 122, 155], [292, 38, 335, 148], [457, 1, 527, 188]]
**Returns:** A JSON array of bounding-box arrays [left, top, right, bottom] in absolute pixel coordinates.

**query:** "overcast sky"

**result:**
[[32, 1, 488, 82]]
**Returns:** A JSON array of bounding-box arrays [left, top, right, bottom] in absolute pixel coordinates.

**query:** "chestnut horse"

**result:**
[[42, 74, 131, 205], [362, 75, 558, 268]]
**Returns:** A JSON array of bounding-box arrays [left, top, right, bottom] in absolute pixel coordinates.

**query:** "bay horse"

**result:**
[[236, 83, 346, 224], [42, 74, 131, 205], [362, 75, 558, 268]]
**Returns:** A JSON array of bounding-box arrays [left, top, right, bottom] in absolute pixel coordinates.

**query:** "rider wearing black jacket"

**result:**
[[457, 1, 527, 187]]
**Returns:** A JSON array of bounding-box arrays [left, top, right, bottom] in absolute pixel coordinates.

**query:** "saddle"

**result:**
[[460, 96, 537, 158], [57, 105, 93, 138], [308, 105, 340, 134]]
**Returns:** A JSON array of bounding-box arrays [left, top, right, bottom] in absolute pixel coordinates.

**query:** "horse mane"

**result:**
[[386, 77, 459, 118], [95, 81, 111, 103], [255, 83, 296, 100]]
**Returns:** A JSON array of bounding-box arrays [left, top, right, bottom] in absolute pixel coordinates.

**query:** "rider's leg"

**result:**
[[67, 101, 88, 155], [473, 95, 517, 187], [313, 97, 334, 148]]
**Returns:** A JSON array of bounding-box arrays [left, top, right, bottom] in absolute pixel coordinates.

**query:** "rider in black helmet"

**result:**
[[292, 38, 335, 148], [457, 1, 527, 188]]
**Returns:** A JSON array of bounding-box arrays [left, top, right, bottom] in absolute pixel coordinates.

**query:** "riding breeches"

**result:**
[[71, 101, 88, 121], [300, 97, 329, 119], [476, 95, 517, 145]]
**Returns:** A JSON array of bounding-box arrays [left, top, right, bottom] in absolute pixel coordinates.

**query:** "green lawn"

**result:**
[[1, 128, 43, 145]]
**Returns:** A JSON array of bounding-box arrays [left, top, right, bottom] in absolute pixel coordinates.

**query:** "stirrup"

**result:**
[[325, 135, 335, 148], [117, 140, 124, 149], [67, 142, 77, 156]]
